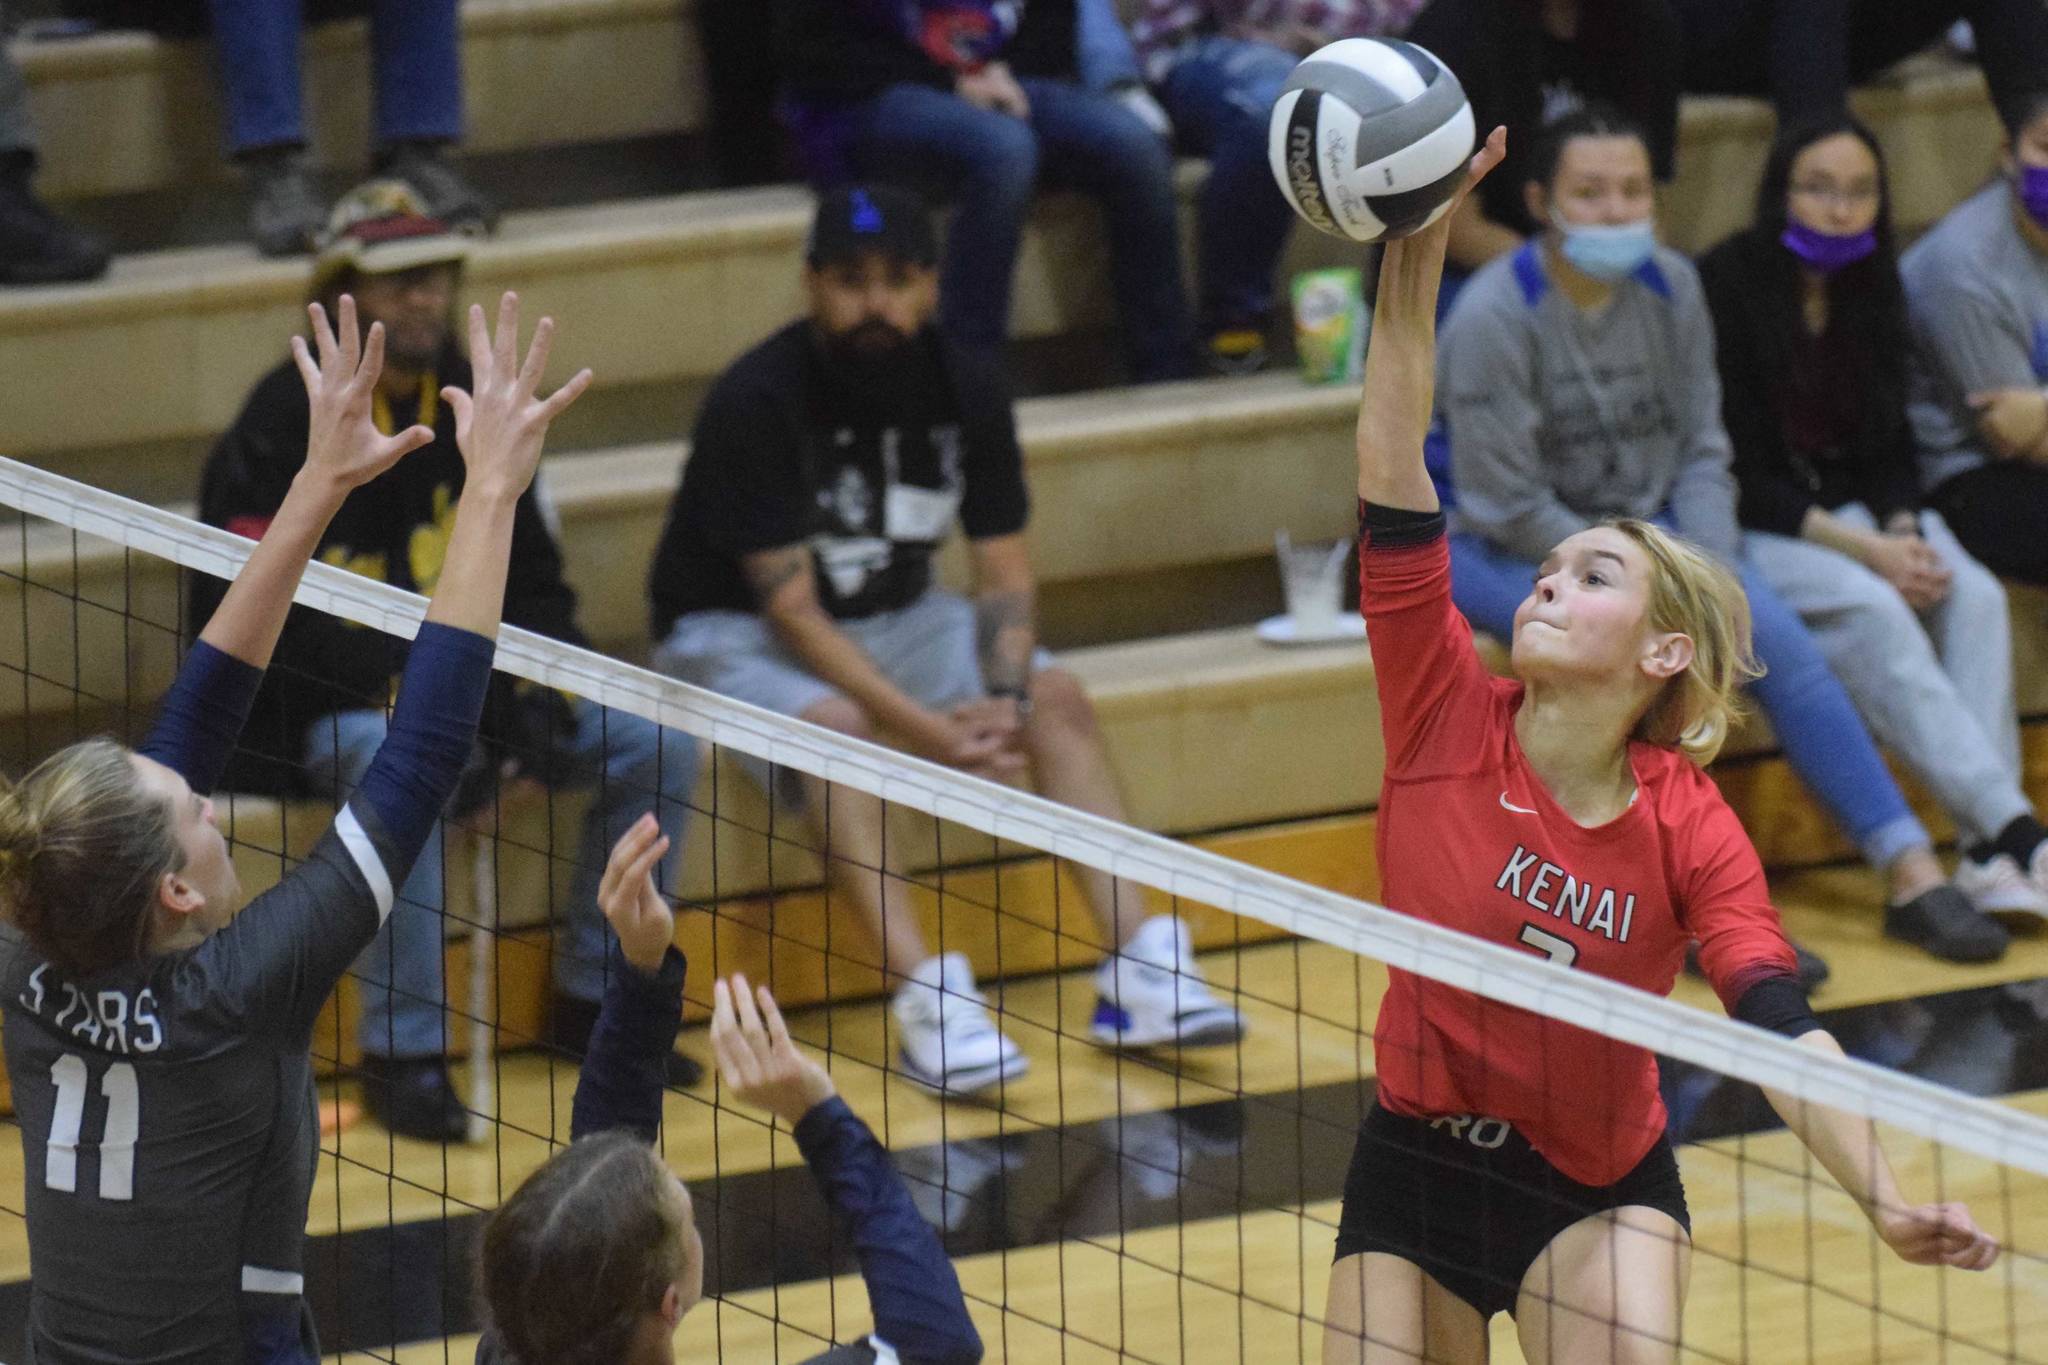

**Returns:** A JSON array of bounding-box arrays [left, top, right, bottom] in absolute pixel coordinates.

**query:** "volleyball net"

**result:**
[[0, 455, 2043, 1363]]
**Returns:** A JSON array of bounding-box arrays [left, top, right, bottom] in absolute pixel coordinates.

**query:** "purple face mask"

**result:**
[[1781, 220, 1878, 274], [2019, 163, 2048, 229]]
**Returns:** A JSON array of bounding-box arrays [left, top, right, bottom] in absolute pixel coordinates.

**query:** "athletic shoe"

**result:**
[[1884, 884, 2010, 963], [245, 149, 324, 257], [1091, 915, 1246, 1050], [893, 953, 1027, 1096], [358, 1054, 469, 1143], [1791, 940, 1831, 993], [1954, 851, 2048, 921], [2028, 840, 2048, 907], [377, 142, 499, 232], [0, 176, 109, 286], [1686, 938, 1831, 991], [549, 989, 705, 1089]]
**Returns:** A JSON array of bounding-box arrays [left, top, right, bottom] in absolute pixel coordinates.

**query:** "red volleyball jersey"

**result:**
[[1361, 525, 1797, 1186]]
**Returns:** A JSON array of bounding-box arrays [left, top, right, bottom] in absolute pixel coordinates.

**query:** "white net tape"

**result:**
[[7, 453, 2048, 1179]]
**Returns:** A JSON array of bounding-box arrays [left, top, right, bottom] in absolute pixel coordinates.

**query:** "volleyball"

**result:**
[[1268, 38, 1476, 243]]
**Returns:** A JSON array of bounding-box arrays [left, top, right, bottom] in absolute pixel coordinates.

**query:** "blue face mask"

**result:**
[[1553, 214, 1658, 281]]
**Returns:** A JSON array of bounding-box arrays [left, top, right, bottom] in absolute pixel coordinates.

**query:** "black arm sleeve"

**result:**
[[570, 948, 687, 1144], [1359, 502, 1447, 548], [137, 642, 262, 795], [793, 1098, 985, 1364], [1731, 973, 1822, 1040], [353, 622, 497, 876]]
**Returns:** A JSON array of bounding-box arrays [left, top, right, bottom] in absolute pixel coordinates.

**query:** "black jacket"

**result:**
[[1698, 227, 1920, 537], [192, 342, 585, 795]]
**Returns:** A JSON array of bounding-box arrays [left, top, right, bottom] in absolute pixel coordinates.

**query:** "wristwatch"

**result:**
[[991, 685, 1034, 723]]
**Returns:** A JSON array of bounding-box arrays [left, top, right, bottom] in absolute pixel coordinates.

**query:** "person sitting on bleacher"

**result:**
[[193, 183, 704, 1142], [1672, 0, 2048, 139], [1129, 0, 1428, 374], [1902, 92, 2048, 589], [774, 0, 1195, 383], [648, 186, 1245, 1098], [1437, 105, 1995, 968], [1401, 0, 1682, 276], [1701, 116, 2044, 954], [202, 0, 494, 257], [0, 4, 108, 284]]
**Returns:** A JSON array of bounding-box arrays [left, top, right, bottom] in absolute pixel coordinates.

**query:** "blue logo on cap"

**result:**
[[851, 189, 885, 235]]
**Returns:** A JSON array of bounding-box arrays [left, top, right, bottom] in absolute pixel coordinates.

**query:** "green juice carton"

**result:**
[[1291, 267, 1367, 385]]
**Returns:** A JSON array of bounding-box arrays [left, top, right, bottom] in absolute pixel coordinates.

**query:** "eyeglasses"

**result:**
[[1790, 181, 1880, 207]]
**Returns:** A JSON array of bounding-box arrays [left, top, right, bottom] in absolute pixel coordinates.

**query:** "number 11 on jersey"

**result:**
[[47, 1054, 138, 1201]]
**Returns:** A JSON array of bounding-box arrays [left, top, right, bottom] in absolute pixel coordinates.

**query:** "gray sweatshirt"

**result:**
[[1440, 241, 1743, 564], [1902, 181, 2048, 491]]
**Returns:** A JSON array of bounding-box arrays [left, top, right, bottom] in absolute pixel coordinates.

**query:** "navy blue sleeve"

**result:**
[[137, 641, 262, 794], [570, 948, 686, 1144], [794, 1099, 984, 1365], [352, 621, 496, 874]]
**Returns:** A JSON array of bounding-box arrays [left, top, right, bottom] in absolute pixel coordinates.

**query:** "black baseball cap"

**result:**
[[806, 185, 938, 269]]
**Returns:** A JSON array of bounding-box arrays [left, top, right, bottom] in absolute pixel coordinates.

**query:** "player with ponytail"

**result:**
[[1322, 126, 1998, 1365], [0, 291, 588, 1363], [474, 814, 983, 1365]]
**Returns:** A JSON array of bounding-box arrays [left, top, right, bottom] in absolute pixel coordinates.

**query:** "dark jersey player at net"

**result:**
[[0, 623, 490, 1364], [472, 937, 982, 1363]]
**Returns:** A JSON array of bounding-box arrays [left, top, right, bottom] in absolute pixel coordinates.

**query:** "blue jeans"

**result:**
[[1446, 531, 1929, 871], [207, 0, 464, 154], [305, 699, 699, 1058], [849, 78, 1194, 382], [1158, 36, 1299, 330]]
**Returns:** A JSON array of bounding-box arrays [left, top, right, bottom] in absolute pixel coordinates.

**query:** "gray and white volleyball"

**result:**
[[1268, 39, 1476, 243]]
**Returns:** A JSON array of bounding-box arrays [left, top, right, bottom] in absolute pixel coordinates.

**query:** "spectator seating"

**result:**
[[14, 0, 701, 202]]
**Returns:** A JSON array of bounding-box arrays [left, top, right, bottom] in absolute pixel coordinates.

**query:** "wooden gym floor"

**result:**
[[0, 862, 2045, 1362]]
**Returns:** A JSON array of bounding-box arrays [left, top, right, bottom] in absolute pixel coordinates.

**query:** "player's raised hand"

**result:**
[[597, 812, 674, 976], [1878, 1200, 2000, 1270], [291, 294, 436, 492], [440, 292, 593, 501], [710, 974, 837, 1127]]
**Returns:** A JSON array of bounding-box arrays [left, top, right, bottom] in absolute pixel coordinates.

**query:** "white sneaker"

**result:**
[[1955, 851, 2048, 920], [2030, 841, 2048, 905], [1091, 916, 1246, 1050], [893, 953, 1028, 1096]]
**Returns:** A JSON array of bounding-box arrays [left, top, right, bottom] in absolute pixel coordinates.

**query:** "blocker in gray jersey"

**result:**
[[2, 802, 403, 1365]]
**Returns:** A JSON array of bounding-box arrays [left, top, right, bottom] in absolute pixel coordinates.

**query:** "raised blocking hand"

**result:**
[[440, 291, 594, 502], [291, 294, 437, 492], [597, 812, 675, 977], [710, 974, 837, 1128]]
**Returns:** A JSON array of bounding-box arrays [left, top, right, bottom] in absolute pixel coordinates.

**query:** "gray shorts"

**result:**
[[653, 590, 1050, 799]]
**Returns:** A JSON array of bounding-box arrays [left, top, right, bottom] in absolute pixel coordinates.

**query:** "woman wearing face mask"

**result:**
[[1326, 122, 1997, 1365], [1700, 118, 2047, 950], [1902, 93, 2048, 588], [1436, 104, 1993, 967]]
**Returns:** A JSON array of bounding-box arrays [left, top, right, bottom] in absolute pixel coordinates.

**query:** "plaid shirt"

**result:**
[[1131, 0, 1427, 78]]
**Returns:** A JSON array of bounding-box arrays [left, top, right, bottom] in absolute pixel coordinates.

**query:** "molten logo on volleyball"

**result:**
[[1267, 38, 1476, 244]]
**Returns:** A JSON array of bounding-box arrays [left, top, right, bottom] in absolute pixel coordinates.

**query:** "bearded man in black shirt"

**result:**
[[650, 185, 1245, 1097]]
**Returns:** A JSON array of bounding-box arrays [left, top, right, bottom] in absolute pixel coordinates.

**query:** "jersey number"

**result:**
[[46, 1055, 138, 1201], [1517, 922, 1580, 969]]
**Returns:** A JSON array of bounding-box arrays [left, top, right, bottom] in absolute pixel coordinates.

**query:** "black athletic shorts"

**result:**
[[1332, 1103, 1691, 1320]]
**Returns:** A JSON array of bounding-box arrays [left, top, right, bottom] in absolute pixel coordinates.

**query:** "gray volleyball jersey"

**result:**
[[2, 801, 401, 1365]]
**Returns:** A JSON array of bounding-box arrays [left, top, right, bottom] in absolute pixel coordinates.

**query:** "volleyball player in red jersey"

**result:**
[[1323, 127, 2000, 1365]]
